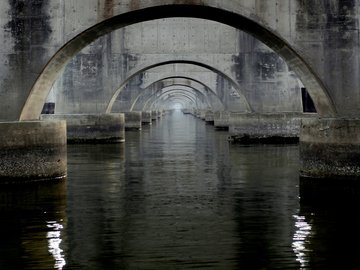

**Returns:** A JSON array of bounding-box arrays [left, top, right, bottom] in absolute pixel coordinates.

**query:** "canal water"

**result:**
[[0, 110, 359, 269]]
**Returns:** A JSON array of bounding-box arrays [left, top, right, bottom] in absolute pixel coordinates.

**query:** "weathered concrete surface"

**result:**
[[41, 114, 125, 143], [141, 111, 152, 125], [123, 111, 141, 130], [229, 113, 316, 143], [205, 110, 214, 124], [300, 118, 360, 178], [0, 121, 67, 183], [214, 111, 230, 130]]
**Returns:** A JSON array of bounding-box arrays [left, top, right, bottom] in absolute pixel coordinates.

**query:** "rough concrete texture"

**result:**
[[229, 113, 316, 143], [214, 111, 230, 130], [41, 114, 125, 143], [50, 19, 302, 116], [0, 120, 67, 183], [300, 118, 360, 178], [205, 111, 214, 124], [123, 111, 142, 130], [141, 111, 152, 125]]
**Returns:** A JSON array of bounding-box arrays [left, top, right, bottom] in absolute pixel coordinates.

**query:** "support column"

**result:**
[[124, 111, 142, 131], [214, 111, 230, 130], [41, 114, 125, 143], [300, 118, 360, 200], [0, 121, 67, 183], [141, 111, 152, 125], [228, 113, 314, 143], [205, 110, 214, 125]]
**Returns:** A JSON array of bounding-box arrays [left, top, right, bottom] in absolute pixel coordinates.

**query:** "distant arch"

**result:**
[[129, 77, 225, 111], [140, 86, 211, 111]]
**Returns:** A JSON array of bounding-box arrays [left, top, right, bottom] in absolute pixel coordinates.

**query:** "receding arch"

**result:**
[[105, 60, 251, 114], [20, 4, 336, 120], [150, 93, 198, 111], [129, 76, 225, 111], [140, 86, 210, 111]]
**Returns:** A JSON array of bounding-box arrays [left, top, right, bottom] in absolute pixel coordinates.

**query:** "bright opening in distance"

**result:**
[[173, 103, 183, 110]]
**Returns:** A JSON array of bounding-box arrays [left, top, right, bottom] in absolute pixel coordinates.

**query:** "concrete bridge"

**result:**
[[0, 0, 359, 193]]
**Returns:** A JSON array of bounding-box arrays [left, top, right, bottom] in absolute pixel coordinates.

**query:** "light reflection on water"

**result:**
[[1, 111, 360, 269], [47, 220, 66, 269], [292, 215, 312, 268]]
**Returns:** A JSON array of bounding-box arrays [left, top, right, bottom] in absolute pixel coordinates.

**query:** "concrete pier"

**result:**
[[214, 111, 230, 130], [299, 118, 360, 201], [0, 120, 67, 183], [151, 111, 157, 121], [41, 114, 125, 143], [205, 111, 215, 124], [228, 113, 313, 143], [141, 111, 152, 125], [124, 111, 142, 130]]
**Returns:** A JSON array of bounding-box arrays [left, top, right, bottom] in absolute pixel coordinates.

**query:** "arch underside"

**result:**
[[128, 77, 225, 111], [19, 4, 336, 120], [140, 86, 211, 111]]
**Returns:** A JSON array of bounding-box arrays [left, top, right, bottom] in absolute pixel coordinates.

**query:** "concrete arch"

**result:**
[[105, 60, 251, 114], [19, 4, 336, 120], [150, 93, 198, 111], [140, 86, 210, 111], [129, 76, 225, 111]]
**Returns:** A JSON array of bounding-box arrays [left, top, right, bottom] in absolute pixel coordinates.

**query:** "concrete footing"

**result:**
[[151, 111, 157, 121], [205, 111, 214, 124], [214, 111, 230, 130], [0, 120, 67, 183], [124, 111, 142, 130], [228, 113, 313, 143], [141, 111, 152, 125], [41, 114, 125, 143], [300, 118, 360, 178], [299, 118, 360, 202]]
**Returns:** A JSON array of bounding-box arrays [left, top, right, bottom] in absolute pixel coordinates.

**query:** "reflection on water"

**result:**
[[1, 110, 360, 269], [47, 220, 66, 269], [292, 215, 312, 268]]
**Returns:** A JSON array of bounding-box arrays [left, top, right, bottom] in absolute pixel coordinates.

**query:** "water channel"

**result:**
[[0, 110, 359, 269]]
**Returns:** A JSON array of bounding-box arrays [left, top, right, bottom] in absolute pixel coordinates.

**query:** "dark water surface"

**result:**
[[1, 111, 360, 269]]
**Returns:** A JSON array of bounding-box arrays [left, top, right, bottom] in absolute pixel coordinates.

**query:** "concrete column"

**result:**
[[214, 111, 230, 130], [228, 113, 315, 143], [205, 110, 214, 124], [124, 111, 142, 131], [41, 114, 125, 143], [151, 111, 157, 121], [300, 118, 360, 201], [0, 121, 67, 183], [141, 111, 152, 125]]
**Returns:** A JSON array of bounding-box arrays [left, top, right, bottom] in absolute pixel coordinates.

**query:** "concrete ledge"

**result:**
[[41, 114, 125, 143], [123, 111, 142, 131], [228, 113, 314, 143], [300, 118, 360, 178], [0, 120, 67, 183]]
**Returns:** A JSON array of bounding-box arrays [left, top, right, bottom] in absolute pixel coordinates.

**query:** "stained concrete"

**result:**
[[141, 111, 152, 125], [123, 111, 142, 130], [300, 118, 360, 178], [228, 113, 316, 143], [0, 120, 67, 183], [41, 114, 125, 143]]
